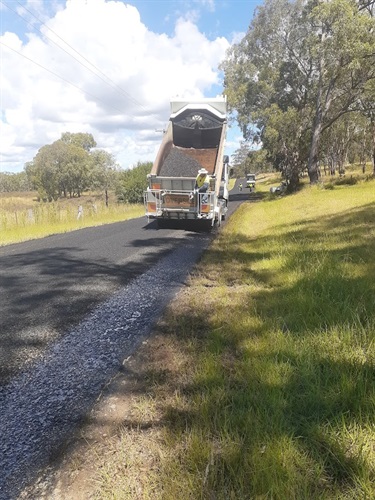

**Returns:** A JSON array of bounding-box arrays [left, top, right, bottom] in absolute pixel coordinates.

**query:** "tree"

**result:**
[[118, 162, 152, 204], [221, 0, 375, 186], [320, 114, 357, 175], [247, 149, 272, 173], [357, 79, 375, 173], [262, 105, 310, 187], [90, 150, 119, 206], [0, 171, 31, 192], [306, 0, 375, 182], [26, 144, 62, 200], [231, 142, 253, 176], [26, 134, 93, 200], [59, 142, 91, 197], [231, 142, 272, 177], [61, 132, 96, 151]]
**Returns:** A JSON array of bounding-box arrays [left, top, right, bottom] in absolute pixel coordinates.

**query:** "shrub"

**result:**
[[334, 175, 358, 186]]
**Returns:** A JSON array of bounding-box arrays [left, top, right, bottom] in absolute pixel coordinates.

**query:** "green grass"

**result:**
[[5, 174, 375, 498], [92, 175, 375, 499], [0, 192, 144, 245]]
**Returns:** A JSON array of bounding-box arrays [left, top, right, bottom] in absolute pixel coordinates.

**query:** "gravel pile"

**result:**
[[158, 148, 202, 177], [0, 232, 212, 500]]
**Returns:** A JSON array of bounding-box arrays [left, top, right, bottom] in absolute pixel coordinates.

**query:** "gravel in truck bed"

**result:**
[[158, 147, 203, 177], [0, 231, 212, 500]]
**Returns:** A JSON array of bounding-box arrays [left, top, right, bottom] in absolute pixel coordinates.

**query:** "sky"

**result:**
[[0, 0, 263, 174]]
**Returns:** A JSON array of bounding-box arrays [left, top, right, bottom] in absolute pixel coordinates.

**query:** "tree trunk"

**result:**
[[308, 75, 324, 184], [105, 189, 109, 207], [289, 166, 300, 190], [372, 119, 375, 176], [308, 116, 322, 184]]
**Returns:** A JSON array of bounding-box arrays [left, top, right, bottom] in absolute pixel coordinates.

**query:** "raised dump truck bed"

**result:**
[[144, 97, 229, 228]]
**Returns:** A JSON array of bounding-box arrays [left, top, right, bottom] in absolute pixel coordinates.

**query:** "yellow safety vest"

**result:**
[[196, 174, 209, 188]]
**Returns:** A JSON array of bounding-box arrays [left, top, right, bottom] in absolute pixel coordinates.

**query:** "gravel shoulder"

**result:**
[[0, 230, 212, 500], [18, 330, 173, 499], [1, 184, 249, 499]]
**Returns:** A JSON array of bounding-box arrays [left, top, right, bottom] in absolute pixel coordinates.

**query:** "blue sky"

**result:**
[[0, 0, 263, 173], [131, 0, 258, 39]]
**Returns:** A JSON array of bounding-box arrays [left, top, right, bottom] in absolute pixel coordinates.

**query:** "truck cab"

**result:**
[[246, 173, 256, 190]]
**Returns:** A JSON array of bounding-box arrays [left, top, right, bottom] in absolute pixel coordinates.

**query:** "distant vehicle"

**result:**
[[246, 173, 256, 190]]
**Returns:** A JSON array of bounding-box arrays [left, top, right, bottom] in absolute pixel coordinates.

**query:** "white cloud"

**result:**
[[194, 0, 215, 13], [0, 0, 231, 173]]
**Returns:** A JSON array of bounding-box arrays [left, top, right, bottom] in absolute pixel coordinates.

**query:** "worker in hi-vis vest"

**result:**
[[190, 168, 210, 203]]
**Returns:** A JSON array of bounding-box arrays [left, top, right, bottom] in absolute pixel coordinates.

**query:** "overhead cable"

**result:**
[[1, 0, 147, 112], [0, 41, 129, 115]]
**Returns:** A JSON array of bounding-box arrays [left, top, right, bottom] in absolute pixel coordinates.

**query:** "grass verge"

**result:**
[[88, 177, 375, 499], [0, 192, 144, 246]]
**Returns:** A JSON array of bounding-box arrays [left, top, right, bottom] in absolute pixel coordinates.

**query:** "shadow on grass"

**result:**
[[13, 201, 375, 498], [111, 202, 375, 497]]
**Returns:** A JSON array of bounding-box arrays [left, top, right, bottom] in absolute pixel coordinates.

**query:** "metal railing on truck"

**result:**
[[144, 188, 216, 220]]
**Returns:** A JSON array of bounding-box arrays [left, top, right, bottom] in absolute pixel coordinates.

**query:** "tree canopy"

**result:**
[[222, 0, 375, 186], [0, 171, 31, 192], [117, 161, 152, 204], [25, 133, 119, 201]]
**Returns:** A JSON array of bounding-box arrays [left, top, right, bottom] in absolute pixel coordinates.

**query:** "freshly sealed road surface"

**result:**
[[0, 186, 250, 499]]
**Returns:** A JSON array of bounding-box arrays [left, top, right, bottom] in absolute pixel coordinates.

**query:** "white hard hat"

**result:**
[[198, 168, 208, 175]]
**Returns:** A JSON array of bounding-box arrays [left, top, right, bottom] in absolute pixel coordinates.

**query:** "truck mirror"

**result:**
[[223, 155, 229, 164]]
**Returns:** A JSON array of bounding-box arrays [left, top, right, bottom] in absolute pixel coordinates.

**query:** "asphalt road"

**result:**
[[0, 184, 253, 387]]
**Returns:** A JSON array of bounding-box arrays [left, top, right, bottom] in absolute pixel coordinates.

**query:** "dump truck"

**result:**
[[144, 97, 229, 229]]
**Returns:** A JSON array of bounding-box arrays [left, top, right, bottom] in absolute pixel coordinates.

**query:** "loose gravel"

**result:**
[[0, 231, 212, 500], [158, 147, 202, 177]]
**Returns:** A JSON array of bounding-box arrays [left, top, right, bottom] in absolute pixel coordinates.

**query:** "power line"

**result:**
[[0, 40, 129, 116], [1, 0, 147, 112], [16, 0, 148, 111]]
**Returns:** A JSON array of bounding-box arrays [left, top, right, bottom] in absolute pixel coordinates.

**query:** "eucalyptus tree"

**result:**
[[222, 0, 316, 186], [117, 161, 152, 204], [90, 150, 119, 206], [221, 0, 375, 186], [0, 171, 30, 192], [306, 0, 375, 181], [25, 144, 62, 200], [231, 142, 254, 176], [320, 114, 359, 175], [26, 133, 95, 200], [355, 118, 373, 172], [59, 143, 92, 197], [358, 79, 375, 172], [61, 132, 96, 152], [262, 104, 311, 186]]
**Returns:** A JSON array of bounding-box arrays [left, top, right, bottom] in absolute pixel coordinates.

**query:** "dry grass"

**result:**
[[17, 165, 375, 499], [0, 191, 144, 246], [89, 170, 375, 499]]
